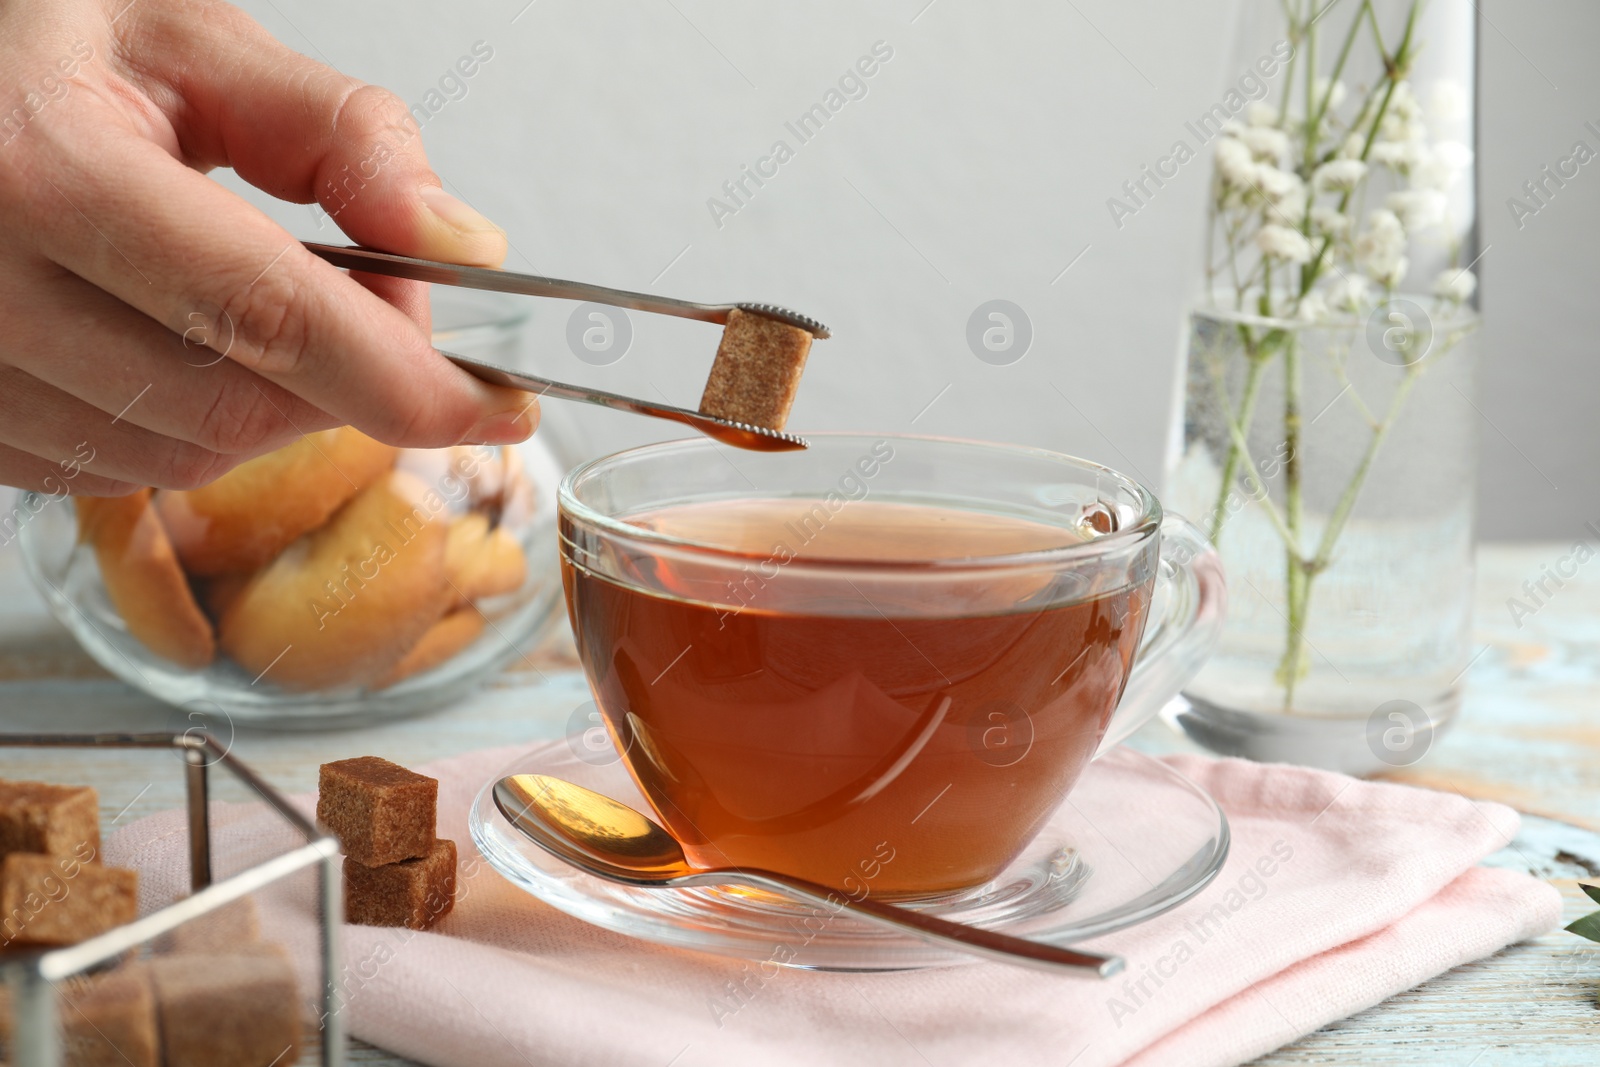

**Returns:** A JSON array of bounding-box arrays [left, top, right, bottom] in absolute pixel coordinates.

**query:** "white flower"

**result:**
[[1246, 101, 1279, 128], [1388, 81, 1422, 122], [1370, 139, 1424, 170], [1407, 146, 1451, 192], [1328, 273, 1371, 311], [1386, 189, 1447, 231], [1362, 208, 1405, 246], [1256, 223, 1313, 264], [1337, 134, 1366, 160], [1381, 112, 1427, 146], [1312, 77, 1348, 113], [1432, 268, 1477, 303], [1253, 163, 1302, 200], [1380, 82, 1426, 145], [1240, 126, 1290, 162], [1313, 159, 1368, 192], [1215, 137, 1257, 186], [1356, 209, 1407, 285], [1252, 165, 1306, 224], [1428, 80, 1469, 124], [1296, 291, 1329, 322], [1310, 205, 1350, 238], [1373, 255, 1408, 289]]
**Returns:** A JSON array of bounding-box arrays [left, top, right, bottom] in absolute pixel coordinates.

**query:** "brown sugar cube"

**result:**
[[150, 953, 300, 1067], [58, 964, 160, 1067], [697, 308, 813, 430], [0, 854, 136, 947], [344, 838, 456, 930], [0, 965, 160, 1067], [317, 757, 437, 867], [163, 896, 260, 953], [0, 780, 100, 861]]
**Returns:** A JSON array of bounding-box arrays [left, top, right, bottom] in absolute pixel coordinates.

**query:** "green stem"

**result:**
[[1277, 333, 1308, 707], [1207, 334, 1270, 543], [1297, 0, 1422, 299], [1307, 365, 1424, 573], [1302, 0, 1369, 178], [1209, 344, 1301, 555]]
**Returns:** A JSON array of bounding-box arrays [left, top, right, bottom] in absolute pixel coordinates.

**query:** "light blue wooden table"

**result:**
[[1, 543, 1595, 1064]]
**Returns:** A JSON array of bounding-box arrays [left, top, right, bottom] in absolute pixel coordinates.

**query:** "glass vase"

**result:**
[[1164, 307, 1479, 772], [1164, 0, 1479, 772]]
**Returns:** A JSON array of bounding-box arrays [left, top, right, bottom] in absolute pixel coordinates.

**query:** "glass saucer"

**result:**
[[468, 742, 1230, 971]]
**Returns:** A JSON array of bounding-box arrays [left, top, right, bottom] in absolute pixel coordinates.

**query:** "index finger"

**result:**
[[26, 134, 535, 449]]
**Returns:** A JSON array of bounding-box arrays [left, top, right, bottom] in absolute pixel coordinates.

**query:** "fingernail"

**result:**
[[419, 185, 503, 237], [464, 399, 538, 446]]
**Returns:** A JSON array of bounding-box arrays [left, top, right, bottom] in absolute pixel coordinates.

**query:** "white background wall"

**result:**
[[224, 0, 1599, 541]]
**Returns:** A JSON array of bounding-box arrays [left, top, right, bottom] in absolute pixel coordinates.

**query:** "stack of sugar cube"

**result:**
[[0, 780, 301, 1066], [0, 780, 136, 949], [317, 756, 457, 929]]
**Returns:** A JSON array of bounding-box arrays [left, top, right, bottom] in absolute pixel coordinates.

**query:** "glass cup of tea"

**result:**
[[558, 434, 1225, 900]]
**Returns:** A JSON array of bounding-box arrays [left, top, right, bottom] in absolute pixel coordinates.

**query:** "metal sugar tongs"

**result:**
[[304, 242, 826, 452]]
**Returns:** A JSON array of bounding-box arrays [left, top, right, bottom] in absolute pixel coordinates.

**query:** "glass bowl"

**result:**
[[18, 290, 569, 728]]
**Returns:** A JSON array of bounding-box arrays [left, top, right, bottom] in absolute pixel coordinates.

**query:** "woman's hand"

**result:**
[[0, 0, 539, 497]]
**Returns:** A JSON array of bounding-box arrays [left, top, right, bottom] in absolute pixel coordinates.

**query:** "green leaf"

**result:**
[[1563, 910, 1600, 943], [1581, 882, 1600, 906]]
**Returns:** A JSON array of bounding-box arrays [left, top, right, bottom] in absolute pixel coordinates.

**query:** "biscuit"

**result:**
[[156, 427, 397, 577], [444, 512, 528, 603], [377, 609, 485, 688], [194, 570, 254, 623], [218, 472, 448, 691], [698, 308, 813, 430], [77, 490, 215, 669]]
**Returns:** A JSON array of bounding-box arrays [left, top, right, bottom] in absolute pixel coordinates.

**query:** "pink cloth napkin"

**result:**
[[106, 745, 1559, 1067]]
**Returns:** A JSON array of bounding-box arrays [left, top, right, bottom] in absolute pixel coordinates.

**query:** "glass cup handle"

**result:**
[[1095, 513, 1227, 757]]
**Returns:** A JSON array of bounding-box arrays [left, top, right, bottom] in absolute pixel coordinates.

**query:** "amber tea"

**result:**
[[562, 497, 1151, 898]]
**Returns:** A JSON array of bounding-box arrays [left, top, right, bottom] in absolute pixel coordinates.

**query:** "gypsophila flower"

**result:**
[[1253, 164, 1301, 200], [1256, 223, 1313, 264], [1379, 83, 1427, 145], [1313, 159, 1368, 193], [1240, 126, 1290, 162], [1310, 205, 1350, 238], [1206, 13, 1474, 323], [1370, 139, 1425, 169], [1253, 166, 1306, 225], [1408, 147, 1454, 192], [1355, 209, 1407, 286], [1386, 189, 1447, 231], [1329, 273, 1371, 311], [1215, 137, 1257, 187], [1432, 268, 1477, 303], [1247, 101, 1280, 128]]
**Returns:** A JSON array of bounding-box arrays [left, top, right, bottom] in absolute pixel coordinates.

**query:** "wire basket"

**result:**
[[0, 731, 343, 1066]]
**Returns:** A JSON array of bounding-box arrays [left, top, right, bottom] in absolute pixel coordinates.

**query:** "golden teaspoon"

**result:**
[[492, 773, 1122, 976]]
